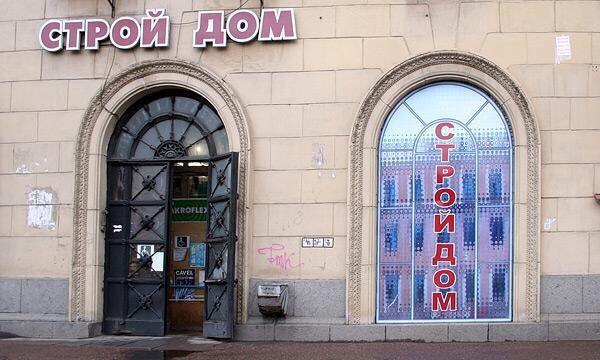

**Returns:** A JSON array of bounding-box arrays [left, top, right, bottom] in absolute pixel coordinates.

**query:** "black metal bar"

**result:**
[[107, 0, 115, 18], [108, 200, 167, 206], [228, 153, 239, 331], [203, 152, 238, 339], [106, 239, 166, 245], [105, 278, 164, 285], [107, 152, 234, 164], [162, 162, 174, 335]]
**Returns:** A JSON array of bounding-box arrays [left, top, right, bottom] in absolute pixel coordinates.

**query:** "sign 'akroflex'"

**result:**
[[39, 8, 297, 52]]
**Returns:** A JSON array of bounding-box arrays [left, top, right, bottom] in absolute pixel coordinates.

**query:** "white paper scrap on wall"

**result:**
[[555, 35, 572, 64], [27, 189, 56, 230]]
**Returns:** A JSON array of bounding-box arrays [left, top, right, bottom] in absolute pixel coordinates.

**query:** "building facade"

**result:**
[[1, 0, 600, 341]]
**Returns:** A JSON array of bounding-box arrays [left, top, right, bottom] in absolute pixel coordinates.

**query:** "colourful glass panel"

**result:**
[[377, 82, 512, 322]]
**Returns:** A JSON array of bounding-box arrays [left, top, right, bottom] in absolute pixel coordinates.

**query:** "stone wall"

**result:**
[[0, 278, 68, 316], [541, 275, 600, 318], [247, 279, 345, 321], [0, 277, 94, 338]]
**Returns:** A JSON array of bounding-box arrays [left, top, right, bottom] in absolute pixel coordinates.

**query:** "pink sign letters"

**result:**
[[431, 122, 459, 313], [39, 8, 297, 52]]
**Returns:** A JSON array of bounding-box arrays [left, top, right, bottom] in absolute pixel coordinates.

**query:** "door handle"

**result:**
[[100, 209, 108, 233]]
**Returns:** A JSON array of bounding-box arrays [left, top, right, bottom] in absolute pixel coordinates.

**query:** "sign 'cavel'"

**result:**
[[39, 8, 297, 51]]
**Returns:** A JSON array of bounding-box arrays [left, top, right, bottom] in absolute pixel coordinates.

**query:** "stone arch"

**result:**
[[347, 51, 540, 324], [71, 59, 251, 323]]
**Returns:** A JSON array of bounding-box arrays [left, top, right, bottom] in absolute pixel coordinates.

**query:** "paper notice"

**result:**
[[173, 247, 187, 262], [555, 35, 571, 64]]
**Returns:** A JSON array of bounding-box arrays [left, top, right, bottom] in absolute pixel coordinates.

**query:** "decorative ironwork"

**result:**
[[208, 202, 230, 240], [204, 154, 238, 338], [130, 206, 165, 239], [108, 92, 228, 161], [141, 176, 156, 191], [103, 162, 169, 336], [207, 244, 228, 281], [140, 215, 155, 231], [127, 283, 164, 319], [155, 140, 186, 159], [127, 243, 164, 280], [131, 166, 167, 201], [206, 286, 228, 321]]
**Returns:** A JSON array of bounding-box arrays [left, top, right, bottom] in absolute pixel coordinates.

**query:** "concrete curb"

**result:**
[[235, 321, 600, 342], [0, 320, 101, 339]]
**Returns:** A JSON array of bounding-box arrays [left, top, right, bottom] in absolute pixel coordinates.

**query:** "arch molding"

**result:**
[[71, 59, 250, 323], [347, 51, 540, 324]]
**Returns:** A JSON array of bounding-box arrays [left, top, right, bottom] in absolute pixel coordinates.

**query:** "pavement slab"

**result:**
[[1, 337, 600, 360]]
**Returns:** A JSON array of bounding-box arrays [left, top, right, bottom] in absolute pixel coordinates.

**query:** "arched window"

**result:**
[[377, 82, 512, 322], [108, 91, 229, 160]]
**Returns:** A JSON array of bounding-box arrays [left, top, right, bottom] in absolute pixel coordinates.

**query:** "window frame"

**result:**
[[375, 81, 515, 323], [107, 90, 229, 162]]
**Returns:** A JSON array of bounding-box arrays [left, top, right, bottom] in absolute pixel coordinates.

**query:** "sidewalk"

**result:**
[[1, 335, 600, 360]]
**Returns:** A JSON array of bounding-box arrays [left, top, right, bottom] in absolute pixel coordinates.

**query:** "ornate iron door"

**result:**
[[204, 153, 238, 339], [103, 162, 170, 336]]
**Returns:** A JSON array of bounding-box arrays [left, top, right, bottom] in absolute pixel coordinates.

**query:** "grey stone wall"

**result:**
[[0, 277, 96, 338], [0, 278, 69, 317], [541, 275, 600, 316], [248, 279, 345, 322]]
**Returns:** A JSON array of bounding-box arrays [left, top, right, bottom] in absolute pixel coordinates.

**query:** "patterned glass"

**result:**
[[109, 94, 229, 160], [377, 82, 512, 322]]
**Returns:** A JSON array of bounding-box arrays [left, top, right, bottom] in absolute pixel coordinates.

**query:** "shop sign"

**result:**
[[171, 199, 207, 222], [431, 122, 458, 312], [39, 8, 296, 52]]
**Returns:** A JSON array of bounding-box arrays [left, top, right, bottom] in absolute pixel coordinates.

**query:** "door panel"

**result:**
[[204, 153, 238, 339], [103, 163, 170, 336], [103, 154, 238, 338]]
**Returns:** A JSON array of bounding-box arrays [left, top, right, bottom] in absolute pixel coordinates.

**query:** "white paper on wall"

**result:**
[[173, 248, 187, 261], [555, 35, 572, 64], [27, 189, 55, 230]]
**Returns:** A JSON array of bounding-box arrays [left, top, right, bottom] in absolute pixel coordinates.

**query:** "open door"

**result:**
[[203, 153, 238, 339], [103, 162, 170, 336]]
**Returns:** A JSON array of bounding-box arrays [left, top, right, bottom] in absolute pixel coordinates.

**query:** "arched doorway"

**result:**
[[102, 90, 238, 338], [376, 82, 513, 322]]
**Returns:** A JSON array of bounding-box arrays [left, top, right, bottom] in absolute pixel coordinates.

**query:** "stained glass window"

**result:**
[[377, 82, 513, 322]]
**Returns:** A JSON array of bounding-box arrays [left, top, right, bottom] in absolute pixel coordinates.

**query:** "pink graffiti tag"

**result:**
[[257, 243, 303, 271]]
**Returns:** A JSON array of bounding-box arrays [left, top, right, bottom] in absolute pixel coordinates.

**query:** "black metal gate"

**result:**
[[204, 153, 238, 339], [103, 162, 171, 336], [102, 154, 238, 338]]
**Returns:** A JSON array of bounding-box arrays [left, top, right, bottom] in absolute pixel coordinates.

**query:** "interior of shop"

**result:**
[[166, 162, 209, 334]]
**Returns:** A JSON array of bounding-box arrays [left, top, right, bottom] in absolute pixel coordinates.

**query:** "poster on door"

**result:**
[[174, 269, 195, 300], [171, 199, 208, 222], [189, 243, 206, 268]]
